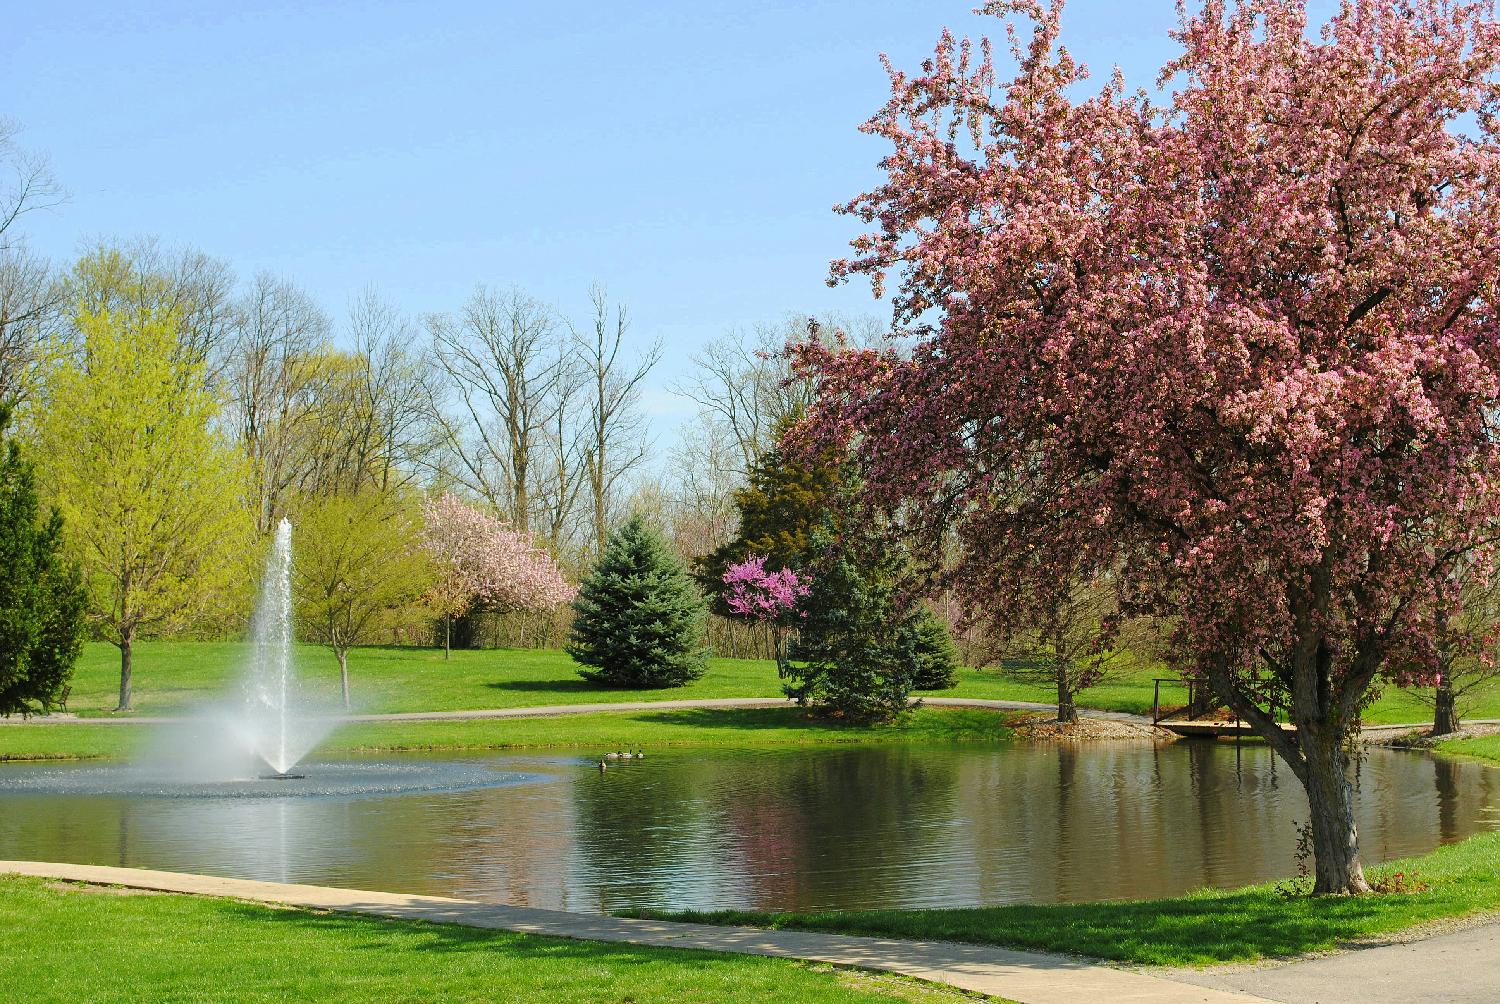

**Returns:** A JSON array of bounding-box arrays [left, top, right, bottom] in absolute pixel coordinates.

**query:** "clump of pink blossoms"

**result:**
[[723, 556, 811, 623]]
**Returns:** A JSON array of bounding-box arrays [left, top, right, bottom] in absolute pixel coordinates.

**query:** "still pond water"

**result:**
[[2, 742, 1496, 913]]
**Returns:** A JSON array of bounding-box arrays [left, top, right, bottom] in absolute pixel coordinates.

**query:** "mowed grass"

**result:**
[[0, 876, 983, 1004], [62, 642, 790, 717], [624, 830, 1500, 967], [1435, 733, 1500, 765], [0, 707, 1016, 762], [51, 639, 1493, 728]]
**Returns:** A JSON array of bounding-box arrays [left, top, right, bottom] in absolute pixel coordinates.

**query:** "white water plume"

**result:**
[[225, 517, 336, 775]]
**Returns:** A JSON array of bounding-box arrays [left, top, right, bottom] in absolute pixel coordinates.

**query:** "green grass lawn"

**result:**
[[1435, 733, 1500, 765], [0, 875, 981, 1004], [63, 641, 792, 717], [60, 640, 1481, 728], [623, 830, 1500, 967], [0, 707, 1016, 762]]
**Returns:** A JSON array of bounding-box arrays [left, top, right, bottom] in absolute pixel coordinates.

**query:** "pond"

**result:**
[[1, 741, 1496, 913]]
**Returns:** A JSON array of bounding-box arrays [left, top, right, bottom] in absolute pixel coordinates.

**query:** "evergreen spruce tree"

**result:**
[[781, 529, 918, 721], [568, 515, 709, 687], [0, 404, 88, 716], [908, 605, 960, 691]]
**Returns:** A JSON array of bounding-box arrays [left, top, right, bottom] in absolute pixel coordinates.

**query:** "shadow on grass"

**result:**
[[631, 708, 834, 732], [625, 707, 1013, 741], [485, 679, 596, 695], [222, 896, 778, 970], [628, 876, 1485, 967]]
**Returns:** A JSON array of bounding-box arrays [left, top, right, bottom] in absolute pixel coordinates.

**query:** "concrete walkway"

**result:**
[[0, 861, 1267, 1004], [1165, 923, 1500, 1004], [0, 695, 1145, 727]]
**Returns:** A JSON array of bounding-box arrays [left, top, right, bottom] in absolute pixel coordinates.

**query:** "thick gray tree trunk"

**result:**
[[1300, 722, 1371, 894], [1206, 636, 1373, 895]]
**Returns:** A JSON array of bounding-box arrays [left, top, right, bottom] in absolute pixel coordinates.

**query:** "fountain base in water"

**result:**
[[0, 760, 535, 799]]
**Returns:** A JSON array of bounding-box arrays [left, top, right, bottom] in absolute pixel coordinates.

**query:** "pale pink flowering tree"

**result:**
[[420, 493, 575, 659], [723, 555, 811, 666], [795, 0, 1500, 893]]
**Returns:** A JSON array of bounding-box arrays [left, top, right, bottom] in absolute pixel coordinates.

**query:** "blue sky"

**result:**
[[5, 1, 1321, 440]]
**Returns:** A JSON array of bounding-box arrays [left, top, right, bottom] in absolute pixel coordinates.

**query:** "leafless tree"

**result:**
[[1000, 577, 1161, 724], [573, 284, 661, 556], [674, 312, 876, 479], [0, 248, 61, 407], [663, 416, 742, 564], [426, 286, 560, 531], [531, 335, 589, 554], [0, 120, 63, 255], [295, 290, 435, 496], [0, 121, 64, 406], [222, 273, 332, 532]]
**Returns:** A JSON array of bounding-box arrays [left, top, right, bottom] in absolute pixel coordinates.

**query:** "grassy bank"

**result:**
[[0, 875, 979, 1004], [56, 640, 1476, 726], [0, 707, 1016, 762], [623, 830, 1500, 967], [1435, 733, 1500, 765]]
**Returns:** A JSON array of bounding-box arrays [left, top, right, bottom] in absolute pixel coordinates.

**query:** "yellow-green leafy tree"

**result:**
[[38, 301, 253, 711], [291, 488, 431, 707]]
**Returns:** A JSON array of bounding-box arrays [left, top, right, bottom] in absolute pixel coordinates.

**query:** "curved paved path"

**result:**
[[1163, 922, 1500, 1004], [0, 696, 1146, 727], [5, 697, 1476, 736], [0, 861, 1267, 1004]]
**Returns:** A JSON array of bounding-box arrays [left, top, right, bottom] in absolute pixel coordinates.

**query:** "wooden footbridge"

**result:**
[[1151, 678, 1296, 739]]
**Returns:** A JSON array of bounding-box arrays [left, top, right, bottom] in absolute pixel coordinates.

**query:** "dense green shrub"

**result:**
[[0, 404, 87, 716], [908, 606, 960, 691], [780, 534, 918, 722]]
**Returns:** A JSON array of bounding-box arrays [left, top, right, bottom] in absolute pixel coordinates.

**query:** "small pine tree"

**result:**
[[781, 531, 917, 721], [908, 606, 960, 691], [568, 515, 709, 687], [0, 404, 88, 716]]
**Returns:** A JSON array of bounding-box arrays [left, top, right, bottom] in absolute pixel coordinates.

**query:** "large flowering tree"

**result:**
[[420, 493, 574, 658], [796, 0, 1500, 893]]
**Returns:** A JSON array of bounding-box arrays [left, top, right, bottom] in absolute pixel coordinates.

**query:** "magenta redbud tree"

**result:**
[[723, 555, 811, 666]]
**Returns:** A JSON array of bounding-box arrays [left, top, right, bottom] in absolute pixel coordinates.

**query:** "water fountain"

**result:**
[[0, 516, 537, 805], [240, 518, 317, 779], [132, 516, 338, 786]]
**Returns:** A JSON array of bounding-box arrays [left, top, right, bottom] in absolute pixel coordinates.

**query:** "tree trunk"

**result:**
[[1204, 639, 1373, 896], [1054, 642, 1078, 724], [338, 649, 350, 709], [1057, 683, 1078, 724], [1433, 676, 1460, 736], [444, 613, 451, 662], [1301, 724, 1372, 895], [116, 630, 134, 712]]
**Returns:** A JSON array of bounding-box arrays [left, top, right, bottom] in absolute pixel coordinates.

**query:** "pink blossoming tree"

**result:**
[[420, 493, 574, 658], [722, 555, 811, 664], [796, 0, 1500, 894]]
